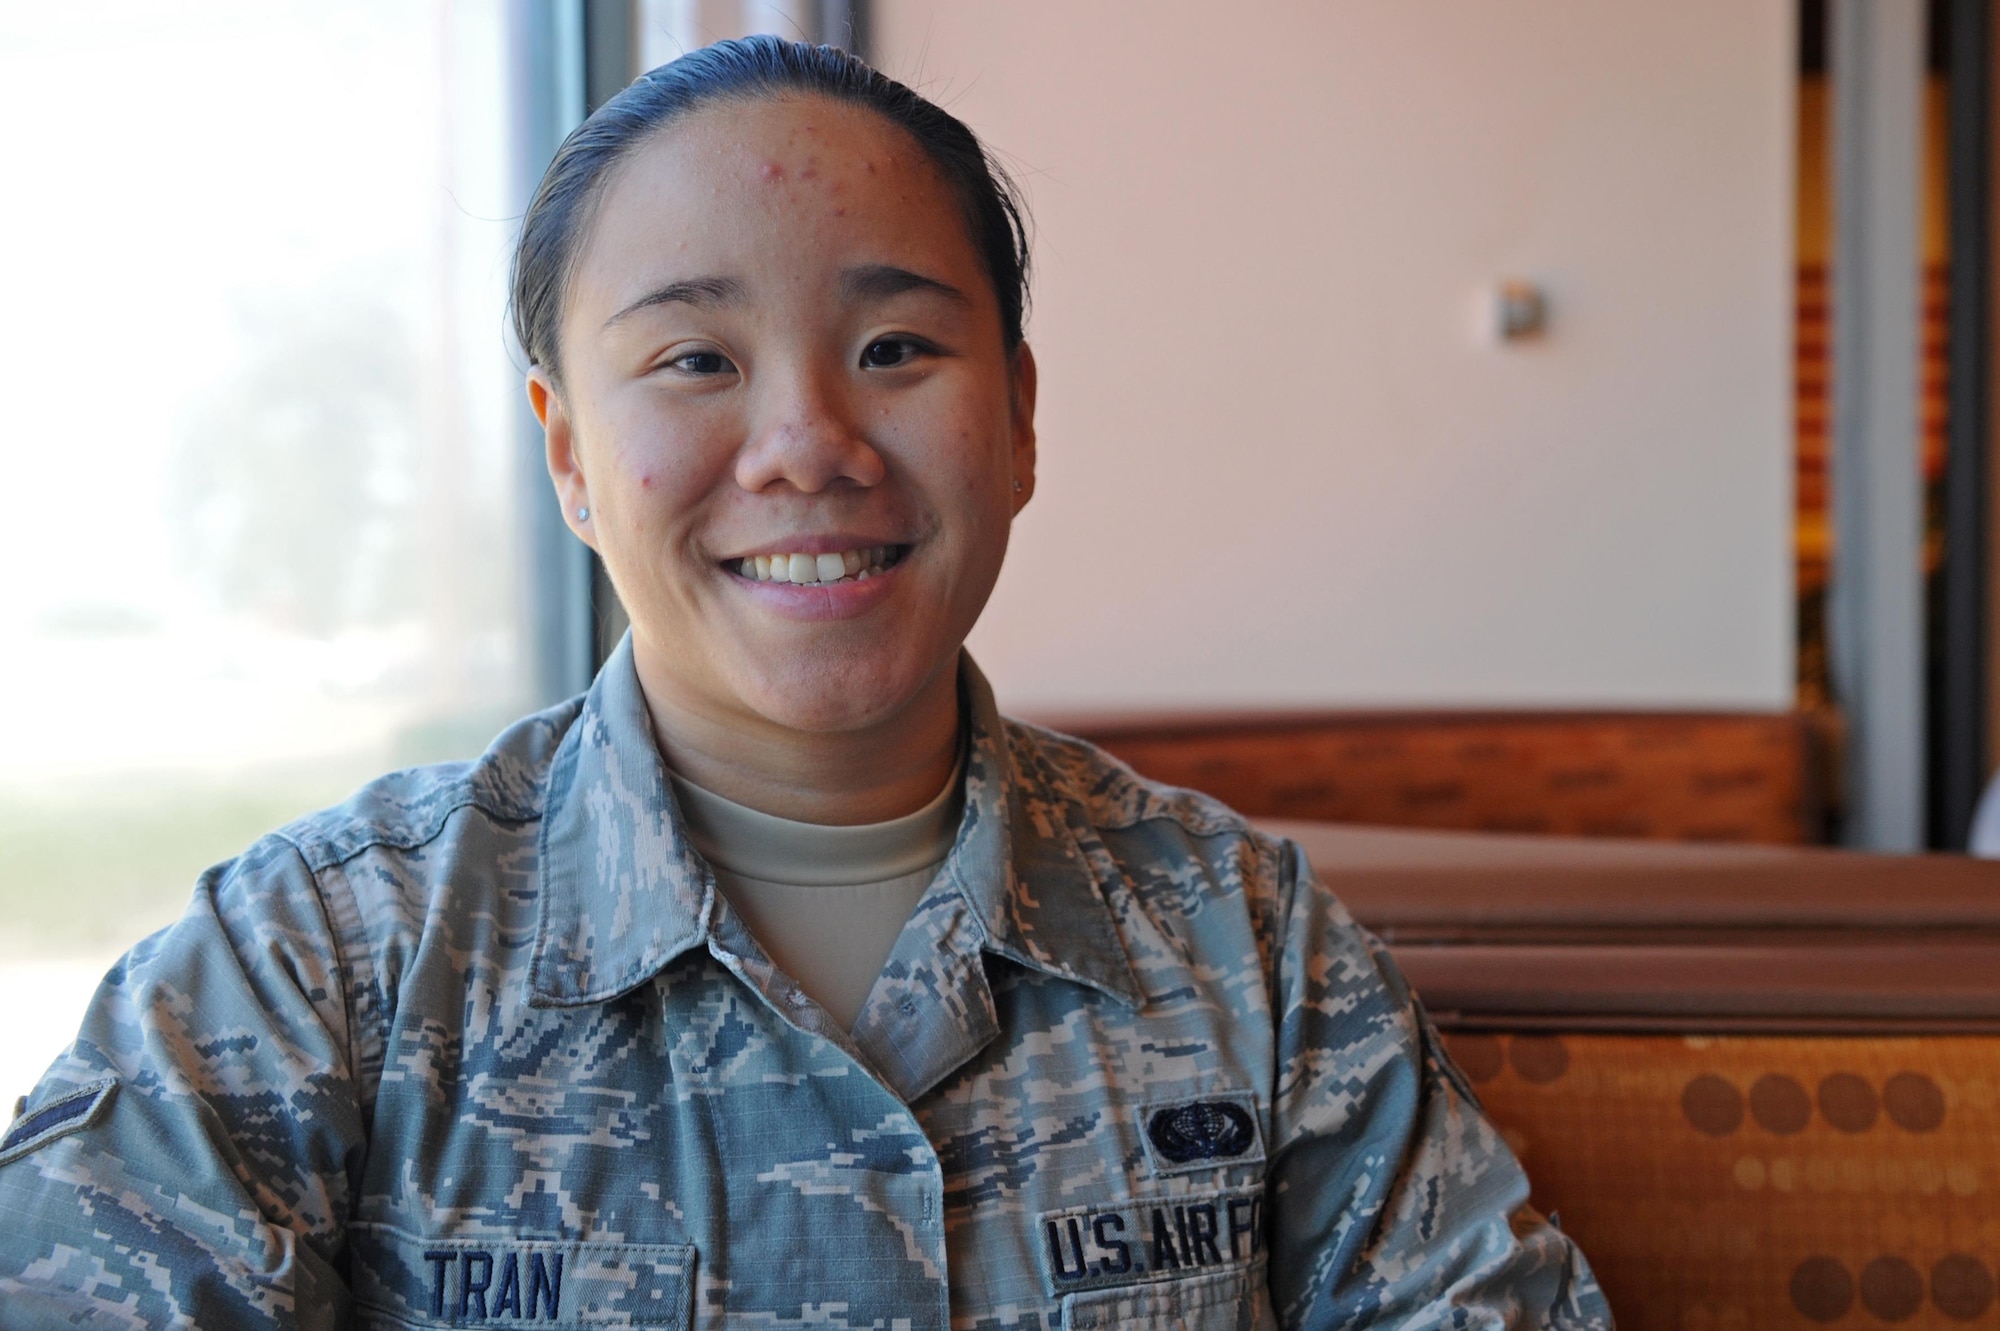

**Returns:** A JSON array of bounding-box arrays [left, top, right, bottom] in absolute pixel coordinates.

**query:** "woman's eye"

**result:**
[[860, 338, 923, 369], [669, 350, 733, 375]]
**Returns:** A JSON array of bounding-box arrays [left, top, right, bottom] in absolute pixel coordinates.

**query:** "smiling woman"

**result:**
[[529, 84, 1033, 823], [0, 37, 1609, 1330]]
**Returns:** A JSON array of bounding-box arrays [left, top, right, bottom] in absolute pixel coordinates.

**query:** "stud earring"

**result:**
[[1013, 480, 1024, 493], [576, 506, 590, 521]]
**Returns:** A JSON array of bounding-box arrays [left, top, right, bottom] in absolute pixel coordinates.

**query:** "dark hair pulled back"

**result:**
[[511, 36, 1031, 384]]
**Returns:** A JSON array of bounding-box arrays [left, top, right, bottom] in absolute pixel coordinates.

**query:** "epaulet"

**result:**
[[1002, 717, 1257, 840], [278, 697, 584, 874]]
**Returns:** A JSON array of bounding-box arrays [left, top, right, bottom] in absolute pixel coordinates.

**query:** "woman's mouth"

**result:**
[[729, 544, 909, 586]]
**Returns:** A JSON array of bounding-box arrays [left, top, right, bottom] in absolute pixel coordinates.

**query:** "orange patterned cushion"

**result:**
[[1441, 1032, 2000, 1329]]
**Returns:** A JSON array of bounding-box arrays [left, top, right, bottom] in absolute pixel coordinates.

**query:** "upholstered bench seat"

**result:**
[[1272, 821, 2000, 1331]]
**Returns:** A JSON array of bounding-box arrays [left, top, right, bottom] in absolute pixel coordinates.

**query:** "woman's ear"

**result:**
[[1009, 341, 1038, 512], [529, 369, 597, 549]]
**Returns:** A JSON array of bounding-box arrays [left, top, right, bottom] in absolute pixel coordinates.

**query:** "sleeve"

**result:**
[[0, 835, 364, 1330], [1263, 839, 1613, 1330]]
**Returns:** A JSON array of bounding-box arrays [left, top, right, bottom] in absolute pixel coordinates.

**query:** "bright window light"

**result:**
[[0, 1, 532, 1112]]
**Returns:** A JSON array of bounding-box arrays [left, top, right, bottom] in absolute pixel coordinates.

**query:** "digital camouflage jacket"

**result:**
[[0, 638, 1611, 1330]]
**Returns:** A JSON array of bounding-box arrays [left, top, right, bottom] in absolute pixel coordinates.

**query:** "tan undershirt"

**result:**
[[668, 762, 963, 1030]]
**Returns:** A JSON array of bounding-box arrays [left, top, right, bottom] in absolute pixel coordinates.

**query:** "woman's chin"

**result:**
[[734, 659, 937, 737]]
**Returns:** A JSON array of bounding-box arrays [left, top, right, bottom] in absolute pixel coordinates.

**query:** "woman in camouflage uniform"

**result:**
[[0, 38, 1609, 1331]]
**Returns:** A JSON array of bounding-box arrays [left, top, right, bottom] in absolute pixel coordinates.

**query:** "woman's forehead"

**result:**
[[576, 96, 970, 292], [668, 94, 922, 181]]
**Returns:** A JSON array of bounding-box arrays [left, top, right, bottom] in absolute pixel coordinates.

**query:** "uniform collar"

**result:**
[[944, 656, 1143, 1008], [528, 636, 1141, 1011], [528, 633, 714, 1006]]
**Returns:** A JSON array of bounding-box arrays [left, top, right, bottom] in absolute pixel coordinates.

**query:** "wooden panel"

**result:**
[[1277, 820, 2000, 933], [1394, 943, 2000, 1032], [1271, 820, 2000, 1032], [1056, 710, 1828, 844]]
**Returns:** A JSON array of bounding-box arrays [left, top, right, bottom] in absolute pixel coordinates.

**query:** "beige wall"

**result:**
[[873, 0, 1796, 711]]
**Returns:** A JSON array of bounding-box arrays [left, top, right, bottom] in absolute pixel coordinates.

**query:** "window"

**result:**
[[0, 2, 533, 1109]]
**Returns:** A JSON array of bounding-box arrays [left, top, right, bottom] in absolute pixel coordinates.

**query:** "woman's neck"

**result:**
[[632, 649, 963, 826]]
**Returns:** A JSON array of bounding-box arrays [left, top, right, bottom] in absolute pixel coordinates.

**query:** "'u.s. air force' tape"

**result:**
[[1038, 1189, 1263, 1295], [0, 1078, 117, 1166]]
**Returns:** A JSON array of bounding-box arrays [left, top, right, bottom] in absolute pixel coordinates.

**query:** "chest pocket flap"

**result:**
[[1064, 1265, 1271, 1331]]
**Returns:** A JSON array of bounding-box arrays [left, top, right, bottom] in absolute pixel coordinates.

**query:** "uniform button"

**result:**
[[899, 998, 918, 1016]]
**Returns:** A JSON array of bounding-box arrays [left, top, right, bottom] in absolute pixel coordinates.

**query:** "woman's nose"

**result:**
[[733, 368, 886, 495]]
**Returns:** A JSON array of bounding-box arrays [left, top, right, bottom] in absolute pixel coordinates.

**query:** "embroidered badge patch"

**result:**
[[1038, 1189, 1263, 1295], [1137, 1092, 1265, 1175], [0, 1078, 117, 1166]]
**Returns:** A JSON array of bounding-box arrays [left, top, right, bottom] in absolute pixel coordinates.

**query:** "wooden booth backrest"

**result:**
[[1274, 821, 2000, 1331], [1054, 710, 1828, 844]]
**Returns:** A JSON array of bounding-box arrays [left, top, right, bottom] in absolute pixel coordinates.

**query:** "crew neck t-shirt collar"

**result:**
[[666, 756, 964, 888]]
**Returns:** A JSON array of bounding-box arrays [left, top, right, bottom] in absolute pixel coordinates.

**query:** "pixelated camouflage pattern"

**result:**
[[0, 636, 1611, 1329]]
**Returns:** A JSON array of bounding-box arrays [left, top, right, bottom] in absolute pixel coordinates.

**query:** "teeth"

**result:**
[[735, 545, 898, 584]]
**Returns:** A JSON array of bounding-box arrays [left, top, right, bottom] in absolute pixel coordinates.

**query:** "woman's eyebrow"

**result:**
[[840, 263, 969, 306], [603, 275, 745, 329]]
